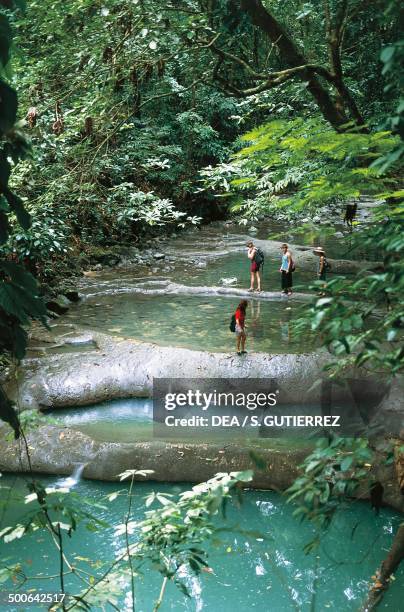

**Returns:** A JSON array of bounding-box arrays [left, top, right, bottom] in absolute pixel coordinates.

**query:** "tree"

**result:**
[[0, 1, 47, 437], [201, 0, 396, 130]]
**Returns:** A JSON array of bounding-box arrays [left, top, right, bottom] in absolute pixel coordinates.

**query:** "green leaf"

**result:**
[[4, 188, 31, 230], [0, 16, 12, 69], [340, 455, 354, 472], [0, 80, 17, 135]]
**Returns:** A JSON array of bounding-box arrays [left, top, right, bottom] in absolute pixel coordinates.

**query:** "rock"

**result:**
[[334, 231, 344, 238], [153, 252, 166, 260], [64, 334, 96, 346], [249, 226, 258, 234], [195, 261, 207, 269], [46, 297, 70, 316], [12, 331, 388, 411], [0, 423, 310, 489], [245, 238, 378, 275], [0, 425, 402, 511], [313, 216, 321, 223], [64, 290, 80, 303]]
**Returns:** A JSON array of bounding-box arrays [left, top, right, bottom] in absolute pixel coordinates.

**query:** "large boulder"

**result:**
[[0, 424, 308, 490], [0, 424, 402, 512], [9, 332, 390, 412]]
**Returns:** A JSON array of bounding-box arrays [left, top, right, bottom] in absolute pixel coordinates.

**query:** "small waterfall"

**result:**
[[56, 463, 85, 489]]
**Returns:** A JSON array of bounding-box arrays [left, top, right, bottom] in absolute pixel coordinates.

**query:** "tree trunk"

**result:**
[[361, 524, 404, 611], [240, 0, 349, 131]]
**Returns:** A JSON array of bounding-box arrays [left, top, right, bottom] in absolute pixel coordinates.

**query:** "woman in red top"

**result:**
[[235, 300, 248, 355]]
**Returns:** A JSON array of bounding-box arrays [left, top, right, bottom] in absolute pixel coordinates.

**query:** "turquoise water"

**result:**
[[0, 474, 402, 611], [64, 294, 313, 354], [49, 398, 317, 444], [52, 398, 154, 442]]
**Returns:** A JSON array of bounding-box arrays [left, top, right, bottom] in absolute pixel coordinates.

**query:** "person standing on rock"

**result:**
[[247, 241, 263, 292], [314, 247, 329, 295], [280, 243, 293, 296], [314, 247, 327, 281], [235, 300, 248, 355]]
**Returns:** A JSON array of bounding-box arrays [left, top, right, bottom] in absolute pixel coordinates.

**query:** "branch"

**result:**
[[213, 61, 336, 97], [210, 44, 268, 79], [361, 524, 404, 611]]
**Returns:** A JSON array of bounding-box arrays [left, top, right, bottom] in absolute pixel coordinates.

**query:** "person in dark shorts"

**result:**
[[344, 202, 357, 227], [247, 241, 261, 292], [280, 243, 293, 295], [235, 300, 248, 355]]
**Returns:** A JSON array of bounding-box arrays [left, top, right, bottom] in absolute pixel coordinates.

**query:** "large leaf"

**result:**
[[0, 79, 17, 135], [4, 187, 31, 229], [0, 15, 12, 69], [0, 149, 11, 190], [0, 268, 47, 323], [0, 260, 39, 292]]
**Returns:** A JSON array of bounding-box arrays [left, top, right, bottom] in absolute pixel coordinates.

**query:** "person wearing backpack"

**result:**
[[280, 243, 293, 296], [247, 241, 264, 292], [230, 300, 248, 355]]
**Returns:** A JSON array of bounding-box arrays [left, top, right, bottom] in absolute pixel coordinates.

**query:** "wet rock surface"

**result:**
[[5, 214, 400, 499], [1, 424, 402, 512], [0, 424, 308, 490], [9, 330, 392, 413]]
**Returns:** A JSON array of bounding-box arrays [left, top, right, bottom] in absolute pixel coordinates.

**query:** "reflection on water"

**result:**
[[0, 475, 402, 611], [64, 293, 312, 354]]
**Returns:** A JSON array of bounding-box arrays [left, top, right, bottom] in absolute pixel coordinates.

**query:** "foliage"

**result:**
[[201, 116, 401, 222], [0, 470, 252, 609], [0, 1, 47, 438], [286, 436, 374, 538], [372, 1, 404, 172], [294, 211, 404, 376], [109, 185, 201, 231], [110, 469, 252, 605], [6, 0, 400, 265], [6, 0, 249, 266]]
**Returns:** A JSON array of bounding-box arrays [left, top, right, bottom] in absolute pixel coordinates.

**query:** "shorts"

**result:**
[[251, 261, 261, 272], [235, 324, 245, 336]]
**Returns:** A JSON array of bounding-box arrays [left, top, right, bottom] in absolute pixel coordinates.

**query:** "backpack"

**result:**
[[324, 258, 331, 270], [254, 247, 265, 266], [291, 259, 296, 272], [230, 314, 236, 332]]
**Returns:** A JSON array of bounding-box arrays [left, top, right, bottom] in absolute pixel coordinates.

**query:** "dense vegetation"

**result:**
[[0, 0, 403, 609], [4, 0, 402, 279]]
